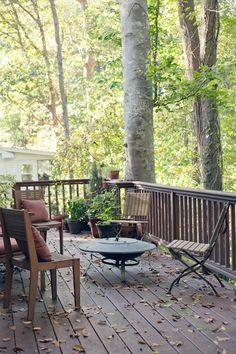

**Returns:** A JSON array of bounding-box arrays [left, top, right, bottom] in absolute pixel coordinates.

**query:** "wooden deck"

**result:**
[[1, 230, 236, 354]]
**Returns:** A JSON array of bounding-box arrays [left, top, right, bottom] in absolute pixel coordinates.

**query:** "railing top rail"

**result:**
[[106, 180, 236, 203], [14, 179, 90, 188]]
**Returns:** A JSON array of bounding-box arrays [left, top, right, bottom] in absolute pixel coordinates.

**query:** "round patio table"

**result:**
[[79, 237, 156, 282]]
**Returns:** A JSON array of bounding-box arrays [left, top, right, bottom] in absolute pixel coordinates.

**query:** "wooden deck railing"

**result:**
[[14, 178, 236, 280], [14, 179, 90, 218], [106, 180, 236, 280]]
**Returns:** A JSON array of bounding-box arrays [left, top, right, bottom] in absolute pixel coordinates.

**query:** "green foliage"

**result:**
[[0, 0, 236, 190], [89, 160, 103, 196], [0, 174, 15, 208], [67, 197, 88, 221], [88, 190, 117, 222]]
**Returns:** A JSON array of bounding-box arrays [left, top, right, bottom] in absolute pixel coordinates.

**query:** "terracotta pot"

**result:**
[[88, 218, 100, 238], [108, 170, 119, 179]]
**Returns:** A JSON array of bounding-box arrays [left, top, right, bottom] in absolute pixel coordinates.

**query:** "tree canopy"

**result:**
[[0, 0, 235, 190]]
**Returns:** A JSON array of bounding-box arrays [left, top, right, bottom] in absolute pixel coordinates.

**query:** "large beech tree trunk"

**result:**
[[120, 0, 155, 183], [178, 0, 222, 190]]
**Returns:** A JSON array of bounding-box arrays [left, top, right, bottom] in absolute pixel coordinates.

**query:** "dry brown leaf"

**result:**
[[38, 338, 53, 343], [73, 344, 85, 352], [2, 338, 10, 342], [82, 329, 90, 337], [97, 320, 107, 325], [202, 303, 215, 309], [9, 326, 16, 331], [216, 336, 230, 342], [33, 327, 41, 331], [138, 340, 146, 345], [13, 347, 24, 352], [0, 347, 7, 353], [116, 329, 126, 333], [205, 317, 215, 323]]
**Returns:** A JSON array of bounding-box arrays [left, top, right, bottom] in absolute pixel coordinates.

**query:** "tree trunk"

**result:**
[[30, 0, 58, 131], [49, 0, 70, 140], [120, 0, 155, 182], [178, 0, 222, 190]]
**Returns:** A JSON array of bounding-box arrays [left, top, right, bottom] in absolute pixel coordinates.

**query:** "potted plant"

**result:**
[[88, 190, 119, 238], [67, 197, 88, 234]]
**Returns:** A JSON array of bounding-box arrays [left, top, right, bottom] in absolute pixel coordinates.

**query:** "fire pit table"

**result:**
[[79, 237, 156, 282]]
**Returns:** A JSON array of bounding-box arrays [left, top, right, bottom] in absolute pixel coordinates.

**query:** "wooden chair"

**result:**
[[109, 192, 150, 239], [14, 189, 64, 254], [167, 202, 230, 296], [0, 208, 80, 321]]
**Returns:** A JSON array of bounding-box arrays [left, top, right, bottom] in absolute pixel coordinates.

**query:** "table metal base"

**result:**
[[102, 258, 140, 282]]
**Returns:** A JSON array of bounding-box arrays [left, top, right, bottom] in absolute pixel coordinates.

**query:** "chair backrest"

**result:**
[[14, 189, 45, 209], [123, 192, 150, 220], [207, 202, 230, 258], [0, 208, 38, 265]]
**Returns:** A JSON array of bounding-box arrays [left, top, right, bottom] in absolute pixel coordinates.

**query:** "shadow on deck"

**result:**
[[0, 230, 236, 354]]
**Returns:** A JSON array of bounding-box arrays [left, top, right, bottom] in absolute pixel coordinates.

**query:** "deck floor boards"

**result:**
[[0, 230, 236, 354]]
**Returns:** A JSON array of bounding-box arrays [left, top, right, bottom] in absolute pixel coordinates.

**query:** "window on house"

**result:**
[[21, 164, 33, 181], [38, 160, 51, 181]]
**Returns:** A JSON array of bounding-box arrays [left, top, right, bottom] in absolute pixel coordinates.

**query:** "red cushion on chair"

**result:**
[[22, 199, 49, 223], [16, 226, 52, 262], [0, 237, 20, 255]]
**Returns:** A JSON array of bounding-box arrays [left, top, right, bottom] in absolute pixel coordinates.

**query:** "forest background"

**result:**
[[0, 0, 235, 191]]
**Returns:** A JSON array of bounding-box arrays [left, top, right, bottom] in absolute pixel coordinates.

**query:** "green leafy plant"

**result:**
[[67, 197, 88, 221], [88, 190, 118, 223], [0, 174, 15, 208], [89, 160, 103, 196]]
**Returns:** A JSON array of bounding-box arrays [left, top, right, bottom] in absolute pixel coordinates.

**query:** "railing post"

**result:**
[[170, 191, 177, 242]]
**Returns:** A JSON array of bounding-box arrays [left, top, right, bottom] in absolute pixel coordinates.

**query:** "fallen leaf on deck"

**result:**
[[13, 347, 24, 352], [38, 338, 53, 343], [193, 314, 201, 319], [202, 303, 215, 309], [97, 320, 107, 325], [22, 321, 31, 325], [138, 340, 146, 344], [169, 341, 182, 347], [205, 317, 215, 323], [2, 338, 10, 342], [0, 347, 7, 353], [73, 344, 85, 352], [116, 329, 126, 333], [216, 336, 230, 342], [9, 326, 16, 331], [33, 327, 41, 331]]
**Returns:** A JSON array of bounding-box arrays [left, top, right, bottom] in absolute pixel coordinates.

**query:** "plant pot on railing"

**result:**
[[108, 170, 119, 179]]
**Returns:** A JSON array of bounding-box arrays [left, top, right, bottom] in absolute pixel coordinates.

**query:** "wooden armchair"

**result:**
[[109, 192, 150, 239], [13, 189, 64, 254], [0, 208, 80, 321], [167, 202, 230, 296]]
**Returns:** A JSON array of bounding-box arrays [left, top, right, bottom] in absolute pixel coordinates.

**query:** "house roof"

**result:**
[[0, 146, 55, 158]]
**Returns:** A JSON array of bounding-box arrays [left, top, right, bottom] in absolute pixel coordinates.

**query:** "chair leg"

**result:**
[[3, 262, 13, 308], [40, 271, 46, 292], [50, 269, 57, 300], [167, 254, 219, 296], [27, 270, 39, 321], [59, 225, 63, 254], [73, 259, 80, 309]]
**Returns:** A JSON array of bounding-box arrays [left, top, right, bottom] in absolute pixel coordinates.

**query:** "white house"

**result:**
[[0, 147, 54, 181]]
